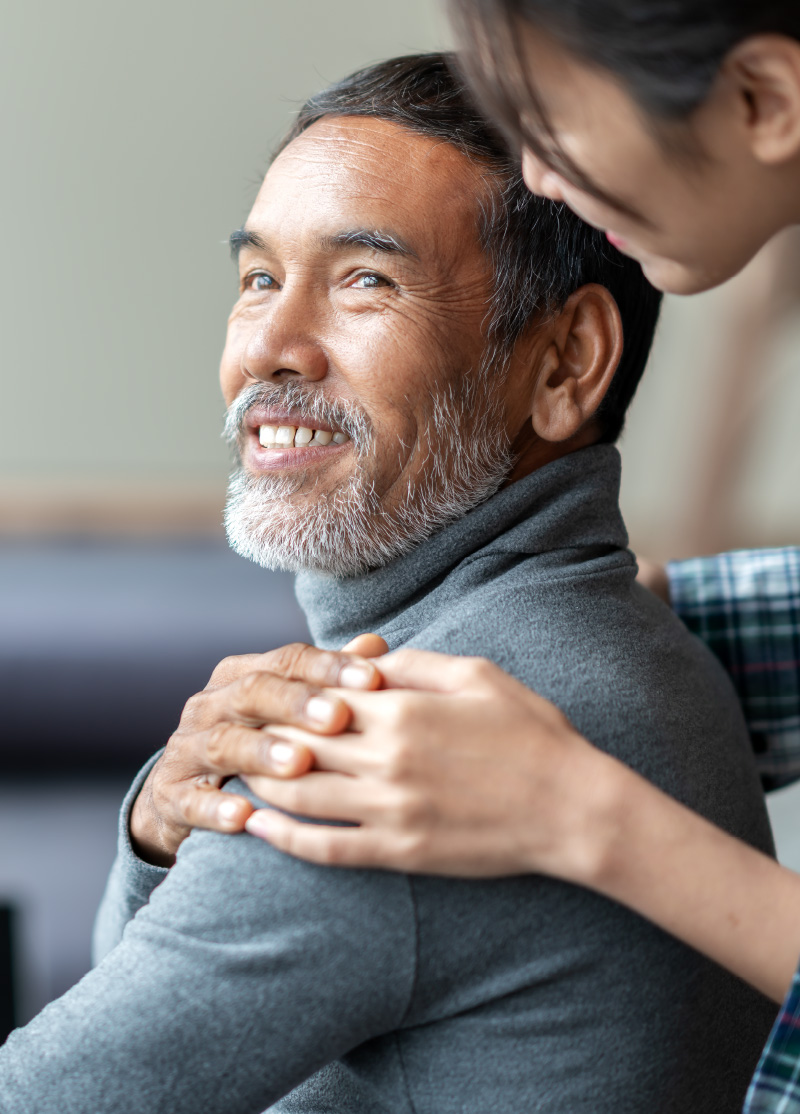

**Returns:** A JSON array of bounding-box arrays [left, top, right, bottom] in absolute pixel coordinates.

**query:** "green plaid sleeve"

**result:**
[[744, 968, 800, 1113], [667, 548, 800, 791]]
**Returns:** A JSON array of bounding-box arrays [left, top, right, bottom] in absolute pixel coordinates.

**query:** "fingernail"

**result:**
[[305, 695, 336, 724], [218, 799, 241, 823], [338, 661, 374, 688], [245, 810, 275, 839], [269, 741, 296, 767]]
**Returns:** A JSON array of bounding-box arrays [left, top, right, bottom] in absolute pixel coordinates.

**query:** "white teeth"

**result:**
[[257, 424, 349, 448]]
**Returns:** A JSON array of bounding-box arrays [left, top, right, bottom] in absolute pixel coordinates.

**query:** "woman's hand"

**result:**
[[243, 650, 620, 879], [240, 646, 800, 1004], [131, 636, 800, 1002], [129, 635, 386, 867]]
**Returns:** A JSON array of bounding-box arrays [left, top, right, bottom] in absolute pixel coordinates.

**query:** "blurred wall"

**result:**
[[2, 0, 799, 554], [620, 230, 800, 559], [0, 0, 451, 531]]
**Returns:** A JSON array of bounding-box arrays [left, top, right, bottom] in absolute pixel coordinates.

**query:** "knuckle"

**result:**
[[267, 642, 348, 688], [175, 783, 203, 826], [312, 834, 347, 867], [204, 724, 232, 766], [381, 695, 413, 733], [230, 670, 265, 715], [258, 675, 309, 722], [398, 831, 432, 872], [279, 781, 305, 814], [307, 648, 344, 684], [384, 738, 416, 782], [391, 788, 429, 831], [179, 691, 208, 729], [231, 670, 311, 724], [264, 642, 312, 678], [208, 655, 241, 684], [460, 655, 496, 687]]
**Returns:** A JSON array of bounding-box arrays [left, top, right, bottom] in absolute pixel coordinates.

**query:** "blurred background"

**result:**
[[1, 0, 799, 1036]]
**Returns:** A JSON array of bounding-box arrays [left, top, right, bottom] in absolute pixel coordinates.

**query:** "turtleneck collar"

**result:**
[[295, 444, 629, 649]]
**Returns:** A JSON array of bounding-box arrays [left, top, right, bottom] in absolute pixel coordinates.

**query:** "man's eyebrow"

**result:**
[[323, 229, 419, 260], [229, 227, 270, 260]]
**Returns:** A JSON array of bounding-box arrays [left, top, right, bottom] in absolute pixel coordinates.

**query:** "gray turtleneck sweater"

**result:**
[[0, 447, 777, 1113]]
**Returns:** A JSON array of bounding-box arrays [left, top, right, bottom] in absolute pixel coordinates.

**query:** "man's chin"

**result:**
[[223, 468, 390, 578]]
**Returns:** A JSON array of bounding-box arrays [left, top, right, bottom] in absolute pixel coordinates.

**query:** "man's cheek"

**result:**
[[219, 349, 247, 406]]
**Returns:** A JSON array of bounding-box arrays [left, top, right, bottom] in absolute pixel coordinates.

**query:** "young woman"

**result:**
[[131, 5, 800, 1109]]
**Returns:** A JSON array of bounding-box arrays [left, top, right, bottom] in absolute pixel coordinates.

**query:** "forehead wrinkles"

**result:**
[[257, 119, 488, 261]]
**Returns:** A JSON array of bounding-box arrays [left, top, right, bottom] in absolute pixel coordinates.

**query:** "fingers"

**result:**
[[195, 671, 349, 735], [177, 785, 255, 835], [242, 771, 372, 823], [262, 642, 382, 690], [245, 810, 392, 869], [205, 644, 381, 699], [254, 724, 382, 777], [376, 649, 496, 693], [197, 722, 313, 778]]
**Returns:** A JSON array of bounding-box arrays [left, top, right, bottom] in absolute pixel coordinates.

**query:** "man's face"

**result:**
[[220, 116, 523, 576]]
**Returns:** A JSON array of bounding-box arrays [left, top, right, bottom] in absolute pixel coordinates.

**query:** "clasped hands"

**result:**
[[131, 631, 616, 881]]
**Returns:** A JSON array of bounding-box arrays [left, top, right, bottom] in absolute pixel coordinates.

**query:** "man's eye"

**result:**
[[243, 272, 277, 292], [351, 272, 392, 290]]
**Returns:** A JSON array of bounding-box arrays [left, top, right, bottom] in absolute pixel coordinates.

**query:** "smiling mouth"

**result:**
[[257, 423, 351, 449]]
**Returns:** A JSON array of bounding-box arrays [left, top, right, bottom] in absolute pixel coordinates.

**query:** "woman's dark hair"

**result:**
[[451, 0, 800, 190], [277, 52, 662, 443]]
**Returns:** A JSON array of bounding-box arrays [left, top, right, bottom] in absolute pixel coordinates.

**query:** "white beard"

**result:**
[[223, 373, 513, 578]]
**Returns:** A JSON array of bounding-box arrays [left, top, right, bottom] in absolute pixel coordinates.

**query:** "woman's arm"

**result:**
[[242, 650, 800, 1005], [583, 750, 800, 1005]]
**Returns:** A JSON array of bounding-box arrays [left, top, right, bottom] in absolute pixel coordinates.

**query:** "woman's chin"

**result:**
[[638, 253, 732, 296]]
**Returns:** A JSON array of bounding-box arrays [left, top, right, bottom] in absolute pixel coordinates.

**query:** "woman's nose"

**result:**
[[521, 149, 566, 204]]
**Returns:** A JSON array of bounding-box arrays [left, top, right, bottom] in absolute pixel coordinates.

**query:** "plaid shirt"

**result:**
[[745, 970, 800, 1113], [668, 547, 800, 792], [668, 547, 800, 1113]]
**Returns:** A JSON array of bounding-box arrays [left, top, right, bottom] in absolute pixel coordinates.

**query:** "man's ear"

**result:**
[[724, 35, 800, 166], [531, 284, 623, 443]]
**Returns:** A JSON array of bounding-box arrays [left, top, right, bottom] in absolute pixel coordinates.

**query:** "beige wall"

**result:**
[[0, 0, 450, 529], [620, 234, 800, 559], [2, 0, 799, 552]]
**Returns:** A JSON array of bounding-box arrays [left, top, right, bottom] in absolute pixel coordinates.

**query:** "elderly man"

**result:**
[[0, 53, 776, 1113]]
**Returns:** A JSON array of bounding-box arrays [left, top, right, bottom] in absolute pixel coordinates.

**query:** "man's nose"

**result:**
[[521, 149, 566, 204], [241, 292, 328, 385]]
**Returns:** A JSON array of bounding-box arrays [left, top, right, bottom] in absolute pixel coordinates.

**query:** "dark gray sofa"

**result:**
[[0, 538, 309, 1033]]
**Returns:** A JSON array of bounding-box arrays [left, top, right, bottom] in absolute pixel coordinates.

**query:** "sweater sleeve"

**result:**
[[91, 751, 168, 965], [1, 783, 417, 1114]]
